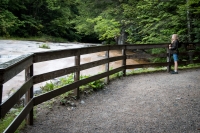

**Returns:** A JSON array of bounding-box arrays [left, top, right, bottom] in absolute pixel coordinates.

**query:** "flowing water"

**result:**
[[0, 40, 146, 102]]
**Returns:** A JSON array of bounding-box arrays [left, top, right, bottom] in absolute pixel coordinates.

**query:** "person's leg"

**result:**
[[174, 61, 178, 72], [171, 54, 178, 74]]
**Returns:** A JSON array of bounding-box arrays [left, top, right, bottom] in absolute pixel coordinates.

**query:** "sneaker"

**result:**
[[171, 71, 178, 74]]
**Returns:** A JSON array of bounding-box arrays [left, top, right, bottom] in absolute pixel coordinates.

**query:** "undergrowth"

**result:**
[[0, 104, 37, 133], [0, 35, 68, 43], [40, 73, 110, 105], [40, 63, 200, 105], [39, 43, 50, 49], [0, 107, 26, 133]]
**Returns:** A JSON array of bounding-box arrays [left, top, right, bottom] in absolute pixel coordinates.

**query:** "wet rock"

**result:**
[[14, 97, 25, 108], [10, 108, 18, 112], [51, 78, 60, 85], [80, 100, 85, 104], [173, 103, 178, 106], [34, 89, 42, 95], [69, 102, 76, 107], [67, 107, 75, 110], [176, 97, 182, 100], [71, 96, 77, 100], [67, 101, 76, 107]]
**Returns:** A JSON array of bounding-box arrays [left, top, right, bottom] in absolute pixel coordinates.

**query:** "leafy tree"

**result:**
[[75, 0, 127, 43], [1, 0, 200, 44], [124, 0, 187, 43], [186, 0, 200, 42], [86, 16, 120, 41], [42, 0, 80, 41], [0, 0, 21, 36], [1, 0, 80, 41], [0, 10, 19, 37]]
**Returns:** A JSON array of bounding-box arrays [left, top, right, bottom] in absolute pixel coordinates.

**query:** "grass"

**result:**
[[126, 63, 200, 76], [179, 63, 200, 69], [39, 43, 50, 49], [127, 67, 166, 75], [0, 103, 38, 133], [0, 107, 25, 133], [40, 74, 105, 104], [0, 35, 68, 43]]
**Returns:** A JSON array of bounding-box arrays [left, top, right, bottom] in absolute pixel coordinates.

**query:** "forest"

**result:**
[[0, 0, 200, 44]]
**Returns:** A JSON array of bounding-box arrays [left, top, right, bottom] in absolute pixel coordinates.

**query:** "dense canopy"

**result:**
[[0, 0, 200, 43]]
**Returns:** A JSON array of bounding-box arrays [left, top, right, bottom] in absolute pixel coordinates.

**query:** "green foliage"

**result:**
[[110, 71, 123, 79], [18, 15, 43, 37], [127, 67, 167, 75], [60, 91, 73, 100], [109, 67, 124, 79], [40, 81, 54, 92], [59, 74, 74, 86], [0, 10, 20, 37], [0, 107, 25, 133], [86, 16, 121, 40], [79, 75, 105, 92], [1, 0, 80, 41], [29, 35, 67, 42], [96, 20, 120, 40], [0, 35, 68, 43], [114, 72, 123, 78], [39, 43, 50, 49], [149, 48, 167, 63], [1, 0, 200, 43], [40, 73, 105, 101], [46, 0, 61, 10], [179, 63, 200, 69]]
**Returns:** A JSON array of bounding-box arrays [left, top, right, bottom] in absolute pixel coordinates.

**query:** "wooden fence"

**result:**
[[0, 43, 200, 133]]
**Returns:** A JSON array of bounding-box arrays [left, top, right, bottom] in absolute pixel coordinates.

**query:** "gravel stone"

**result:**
[[20, 69, 200, 133]]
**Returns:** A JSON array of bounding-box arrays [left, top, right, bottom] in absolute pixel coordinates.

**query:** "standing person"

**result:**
[[169, 34, 179, 74]]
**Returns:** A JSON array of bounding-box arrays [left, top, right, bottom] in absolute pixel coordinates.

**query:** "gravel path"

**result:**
[[20, 69, 200, 133]]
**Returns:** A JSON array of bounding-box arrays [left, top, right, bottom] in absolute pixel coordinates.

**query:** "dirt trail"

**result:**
[[20, 68, 200, 133]]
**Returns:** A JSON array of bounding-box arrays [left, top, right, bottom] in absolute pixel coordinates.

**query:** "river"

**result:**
[[0, 40, 146, 102]]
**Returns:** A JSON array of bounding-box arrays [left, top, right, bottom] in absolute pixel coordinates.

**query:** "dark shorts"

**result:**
[[173, 54, 178, 61]]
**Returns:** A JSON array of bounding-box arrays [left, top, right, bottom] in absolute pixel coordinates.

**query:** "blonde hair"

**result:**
[[171, 34, 179, 43]]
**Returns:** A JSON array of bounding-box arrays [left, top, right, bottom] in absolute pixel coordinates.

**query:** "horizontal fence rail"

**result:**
[[1, 78, 33, 118], [0, 54, 33, 84], [34, 67, 124, 106], [0, 43, 200, 133], [33, 55, 124, 84], [4, 99, 34, 133]]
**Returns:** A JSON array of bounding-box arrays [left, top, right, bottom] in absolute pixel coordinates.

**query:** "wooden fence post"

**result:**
[[105, 48, 110, 84], [167, 48, 171, 72], [0, 84, 2, 119], [0, 70, 3, 111], [188, 51, 194, 64], [25, 65, 34, 125], [74, 50, 80, 99], [122, 46, 126, 76]]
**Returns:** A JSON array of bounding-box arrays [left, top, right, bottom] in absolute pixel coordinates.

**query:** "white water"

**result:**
[[0, 40, 143, 102]]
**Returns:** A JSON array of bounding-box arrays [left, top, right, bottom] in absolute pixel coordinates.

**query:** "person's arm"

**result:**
[[170, 40, 178, 50]]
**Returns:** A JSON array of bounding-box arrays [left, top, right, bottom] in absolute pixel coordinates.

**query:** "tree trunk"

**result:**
[[187, 0, 191, 42], [116, 28, 127, 45]]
